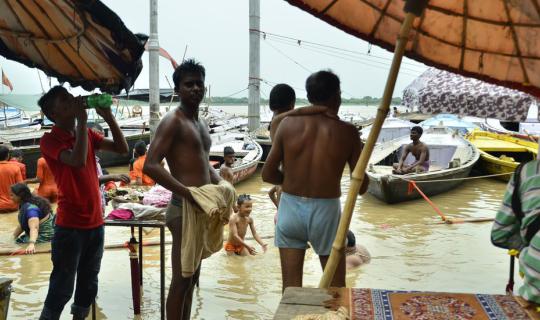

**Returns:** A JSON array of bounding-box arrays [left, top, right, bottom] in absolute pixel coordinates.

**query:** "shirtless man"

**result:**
[[143, 59, 221, 320], [262, 70, 369, 291], [220, 146, 235, 184], [392, 126, 430, 174], [224, 194, 267, 256]]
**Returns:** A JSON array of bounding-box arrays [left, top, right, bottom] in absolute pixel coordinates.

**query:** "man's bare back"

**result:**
[[264, 113, 362, 198]]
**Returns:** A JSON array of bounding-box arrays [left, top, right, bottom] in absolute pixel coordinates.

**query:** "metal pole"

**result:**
[[148, 0, 160, 141], [248, 0, 261, 132]]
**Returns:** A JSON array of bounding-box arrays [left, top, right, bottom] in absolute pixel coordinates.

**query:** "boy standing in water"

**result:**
[[224, 194, 267, 256]]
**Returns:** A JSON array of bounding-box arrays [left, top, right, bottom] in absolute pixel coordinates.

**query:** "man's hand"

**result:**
[[74, 96, 87, 125], [95, 105, 115, 121], [25, 243, 35, 254], [114, 174, 130, 184], [261, 243, 268, 253]]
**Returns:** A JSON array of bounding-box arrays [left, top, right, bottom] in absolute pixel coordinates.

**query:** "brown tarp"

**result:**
[[284, 0, 540, 98], [0, 0, 147, 94]]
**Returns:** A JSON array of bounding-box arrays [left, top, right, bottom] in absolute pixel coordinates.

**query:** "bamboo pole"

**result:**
[[319, 10, 420, 288]]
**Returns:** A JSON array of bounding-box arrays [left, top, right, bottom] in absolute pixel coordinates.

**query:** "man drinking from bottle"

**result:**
[[37, 86, 128, 320]]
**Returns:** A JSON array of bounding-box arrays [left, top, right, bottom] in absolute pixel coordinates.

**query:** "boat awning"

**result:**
[[0, 1, 147, 93]]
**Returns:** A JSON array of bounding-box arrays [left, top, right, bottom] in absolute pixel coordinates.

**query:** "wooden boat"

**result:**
[[209, 133, 263, 184], [466, 130, 537, 181], [366, 127, 480, 204], [0, 278, 12, 320], [361, 117, 415, 143]]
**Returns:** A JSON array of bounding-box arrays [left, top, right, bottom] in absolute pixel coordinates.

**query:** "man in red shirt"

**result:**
[[0, 145, 23, 212], [8, 149, 26, 180], [37, 86, 128, 320]]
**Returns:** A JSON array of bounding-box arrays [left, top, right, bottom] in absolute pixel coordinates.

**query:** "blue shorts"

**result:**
[[275, 192, 341, 256]]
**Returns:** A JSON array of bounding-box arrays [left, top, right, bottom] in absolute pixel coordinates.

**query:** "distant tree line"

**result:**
[[205, 96, 402, 105]]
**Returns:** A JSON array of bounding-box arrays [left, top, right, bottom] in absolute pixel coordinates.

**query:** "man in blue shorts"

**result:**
[[262, 70, 368, 291]]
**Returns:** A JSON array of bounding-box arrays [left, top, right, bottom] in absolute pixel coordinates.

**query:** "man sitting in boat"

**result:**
[[392, 126, 430, 174], [220, 146, 235, 184]]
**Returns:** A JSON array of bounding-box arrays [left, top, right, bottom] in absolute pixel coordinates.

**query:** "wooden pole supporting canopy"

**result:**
[[319, 5, 424, 288]]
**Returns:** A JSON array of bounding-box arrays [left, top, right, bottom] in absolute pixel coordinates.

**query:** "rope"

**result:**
[[393, 171, 512, 183], [408, 181, 447, 221]]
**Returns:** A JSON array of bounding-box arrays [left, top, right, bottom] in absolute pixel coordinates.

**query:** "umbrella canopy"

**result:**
[[403, 68, 539, 122], [0, 0, 147, 94], [284, 0, 540, 98]]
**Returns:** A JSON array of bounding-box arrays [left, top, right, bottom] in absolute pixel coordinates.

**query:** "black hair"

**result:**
[[37, 86, 68, 123], [237, 194, 252, 206], [224, 146, 235, 156], [134, 140, 147, 156], [305, 70, 340, 104], [269, 84, 296, 112], [88, 122, 104, 134], [346, 230, 356, 247], [172, 59, 206, 90], [11, 183, 51, 216], [0, 145, 9, 161], [411, 126, 423, 135], [9, 149, 23, 159]]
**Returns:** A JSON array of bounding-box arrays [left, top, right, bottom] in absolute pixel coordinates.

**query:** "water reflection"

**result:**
[[0, 168, 518, 319]]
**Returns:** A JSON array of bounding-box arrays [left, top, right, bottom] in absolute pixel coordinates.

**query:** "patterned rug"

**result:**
[[342, 289, 537, 320]]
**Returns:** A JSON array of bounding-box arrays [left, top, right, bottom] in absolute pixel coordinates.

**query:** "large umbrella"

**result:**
[[403, 68, 539, 122], [0, 0, 147, 94], [282, 0, 540, 288]]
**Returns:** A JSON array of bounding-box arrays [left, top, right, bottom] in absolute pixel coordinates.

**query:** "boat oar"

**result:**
[[127, 228, 141, 315], [319, 1, 426, 288]]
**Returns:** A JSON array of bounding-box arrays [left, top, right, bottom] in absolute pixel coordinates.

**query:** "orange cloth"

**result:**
[[36, 157, 58, 203], [9, 159, 26, 180], [0, 161, 23, 212], [132, 155, 155, 186], [224, 241, 244, 254]]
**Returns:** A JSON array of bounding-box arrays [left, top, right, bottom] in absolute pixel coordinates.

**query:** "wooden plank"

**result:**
[[274, 304, 329, 319], [280, 287, 335, 306]]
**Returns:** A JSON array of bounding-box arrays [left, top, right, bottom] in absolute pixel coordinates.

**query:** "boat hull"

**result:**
[[367, 165, 474, 204], [0, 278, 13, 320]]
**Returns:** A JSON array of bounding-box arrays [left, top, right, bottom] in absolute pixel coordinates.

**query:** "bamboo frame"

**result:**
[[319, 11, 419, 288]]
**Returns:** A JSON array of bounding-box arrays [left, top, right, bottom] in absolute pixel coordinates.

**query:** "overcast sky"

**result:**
[[0, 0, 427, 99]]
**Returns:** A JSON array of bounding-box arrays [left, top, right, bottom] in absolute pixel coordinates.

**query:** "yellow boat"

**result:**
[[467, 130, 537, 181]]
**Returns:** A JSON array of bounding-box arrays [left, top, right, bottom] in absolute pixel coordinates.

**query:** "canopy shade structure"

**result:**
[[284, 0, 540, 98], [403, 68, 539, 122], [0, 0, 147, 94]]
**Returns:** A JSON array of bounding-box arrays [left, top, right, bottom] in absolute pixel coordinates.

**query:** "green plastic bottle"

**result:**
[[85, 94, 113, 109]]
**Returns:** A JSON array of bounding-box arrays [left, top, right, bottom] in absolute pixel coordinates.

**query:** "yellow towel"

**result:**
[[181, 180, 235, 278]]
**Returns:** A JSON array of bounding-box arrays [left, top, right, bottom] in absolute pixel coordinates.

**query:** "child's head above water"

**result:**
[[237, 194, 253, 216]]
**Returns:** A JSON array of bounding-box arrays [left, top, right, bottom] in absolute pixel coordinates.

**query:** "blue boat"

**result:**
[[420, 114, 478, 135]]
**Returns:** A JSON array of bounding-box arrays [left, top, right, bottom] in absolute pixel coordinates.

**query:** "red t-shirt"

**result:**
[[40, 126, 104, 229]]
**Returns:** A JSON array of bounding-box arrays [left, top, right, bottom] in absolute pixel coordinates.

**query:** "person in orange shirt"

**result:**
[[35, 157, 59, 203], [0, 145, 23, 212], [9, 149, 26, 180], [131, 140, 155, 186]]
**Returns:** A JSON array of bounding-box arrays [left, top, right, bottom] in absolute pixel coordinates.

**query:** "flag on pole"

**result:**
[[144, 43, 179, 69], [1, 69, 13, 91]]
